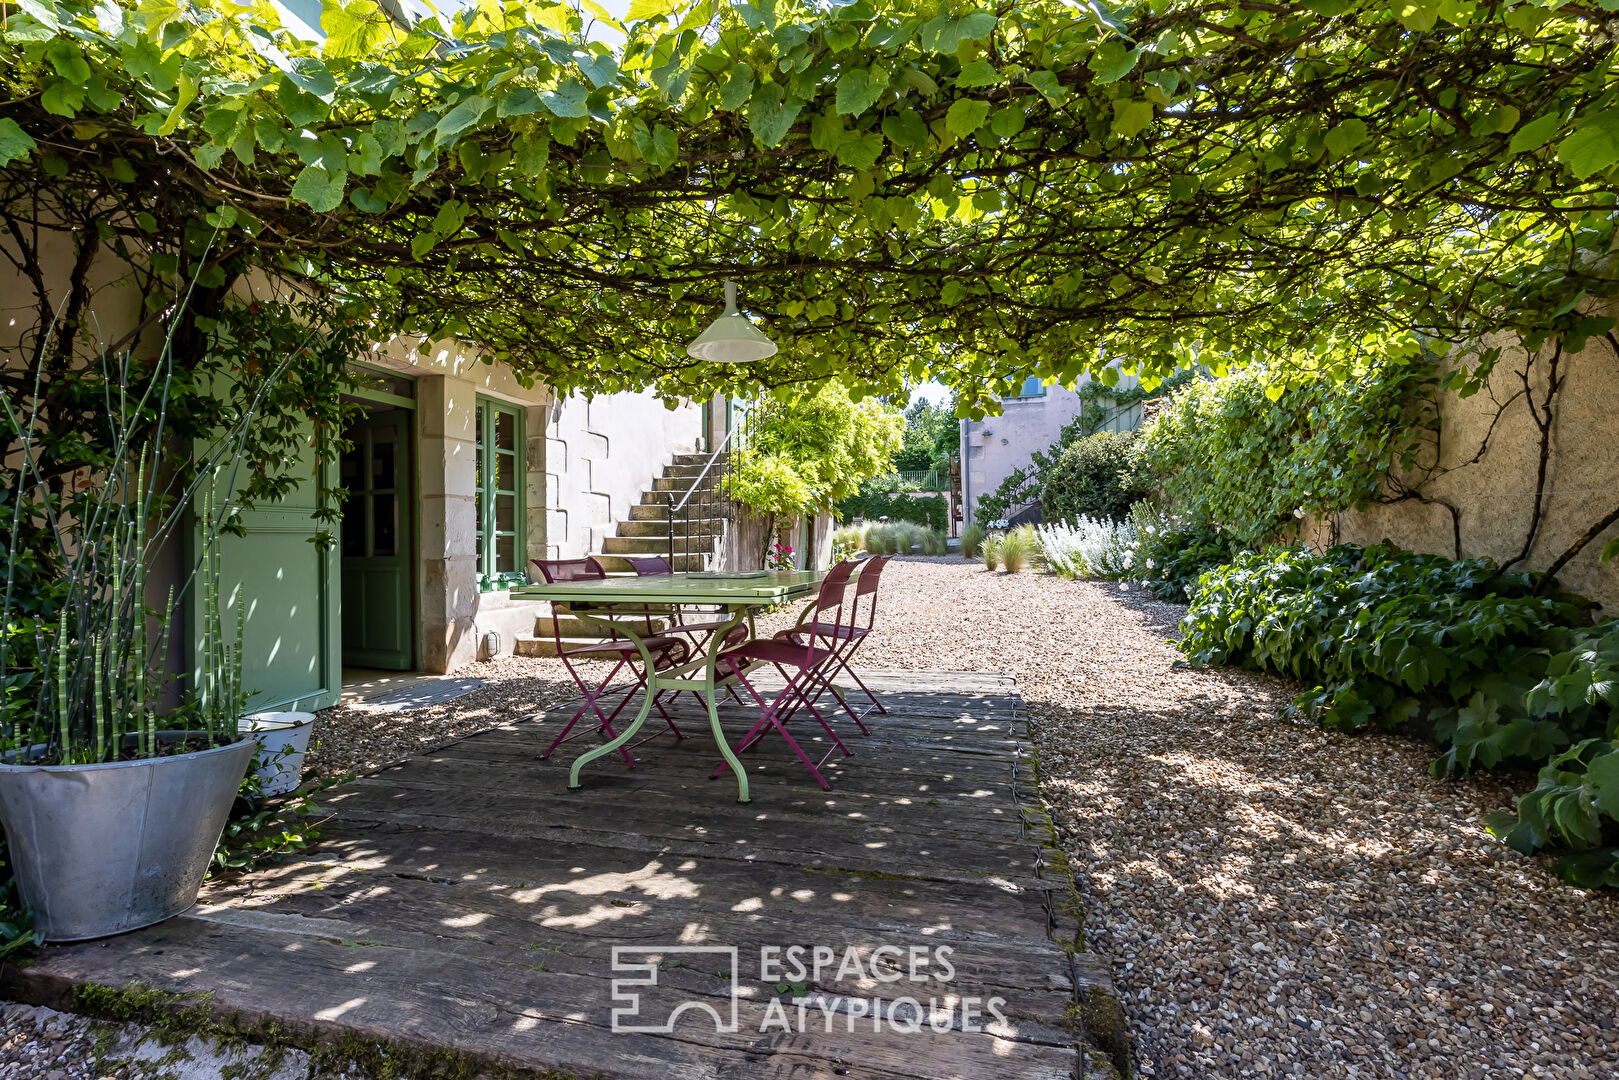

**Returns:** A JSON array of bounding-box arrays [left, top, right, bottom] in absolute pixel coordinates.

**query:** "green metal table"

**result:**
[[512, 569, 824, 802]]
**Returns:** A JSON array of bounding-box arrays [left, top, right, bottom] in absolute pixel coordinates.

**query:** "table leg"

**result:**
[[567, 607, 660, 791], [703, 606, 751, 803]]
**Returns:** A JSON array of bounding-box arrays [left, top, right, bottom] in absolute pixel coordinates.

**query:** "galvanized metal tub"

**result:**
[[0, 733, 255, 942]]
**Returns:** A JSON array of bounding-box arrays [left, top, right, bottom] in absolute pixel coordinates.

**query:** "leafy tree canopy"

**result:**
[[3, 0, 1617, 414]]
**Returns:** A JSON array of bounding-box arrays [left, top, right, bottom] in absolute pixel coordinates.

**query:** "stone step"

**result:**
[[670, 452, 716, 467], [603, 535, 719, 555], [628, 502, 722, 521], [661, 463, 713, 478], [593, 553, 710, 573], [536, 615, 670, 638], [514, 635, 636, 659], [617, 519, 719, 538], [651, 475, 723, 494]]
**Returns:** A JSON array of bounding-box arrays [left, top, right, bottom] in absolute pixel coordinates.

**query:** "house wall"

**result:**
[[1302, 327, 1619, 612], [542, 392, 703, 561]]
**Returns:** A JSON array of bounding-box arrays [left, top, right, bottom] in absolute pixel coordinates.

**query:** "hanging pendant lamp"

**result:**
[[686, 279, 778, 363]]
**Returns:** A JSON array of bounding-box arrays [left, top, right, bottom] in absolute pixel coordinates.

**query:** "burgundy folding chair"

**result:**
[[815, 554, 891, 723], [710, 564, 859, 790], [531, 557, 689, 766], [771, 557, 887, 733]]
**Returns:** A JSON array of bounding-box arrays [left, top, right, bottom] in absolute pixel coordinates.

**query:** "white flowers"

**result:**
[[1293, 507, 1306, 519], [1037, 516, 1138, 579], [1145, 558, 1156, 569]]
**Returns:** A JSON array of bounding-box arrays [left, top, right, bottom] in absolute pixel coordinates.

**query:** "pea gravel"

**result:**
[[6, 557, 1616, 1079]]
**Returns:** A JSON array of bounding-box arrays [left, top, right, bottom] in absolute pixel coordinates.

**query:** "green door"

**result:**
[[192, 425, 341, 714], [341, 408, 414, 670]]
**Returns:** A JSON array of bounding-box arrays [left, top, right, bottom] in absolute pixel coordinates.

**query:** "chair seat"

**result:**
[[722, 638, 832, 670], [774, 621, 868, 644], [562, 635, 687, 661]]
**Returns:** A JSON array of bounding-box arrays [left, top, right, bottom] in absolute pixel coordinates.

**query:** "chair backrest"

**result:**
[[807, 560, 857, 634], [627, 556, 673, 576], [532, 557, 605, 584], [850, 555, 889, 629]]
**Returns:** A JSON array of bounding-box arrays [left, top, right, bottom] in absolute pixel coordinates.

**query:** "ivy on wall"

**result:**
[[1139, 354, 1440, 548]]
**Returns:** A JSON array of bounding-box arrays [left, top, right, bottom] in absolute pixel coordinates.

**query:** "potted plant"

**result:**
[[0, 335, 286, 941]]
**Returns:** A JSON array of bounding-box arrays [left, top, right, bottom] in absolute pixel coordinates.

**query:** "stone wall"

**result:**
[[1304, 327, 1619, 613], [542, 391, 703, 561]]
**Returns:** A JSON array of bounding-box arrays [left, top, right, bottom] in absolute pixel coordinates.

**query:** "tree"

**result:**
[[3, 0, 1616, 415], [893, 397, 954, 472], [725, 385, 903, 557]]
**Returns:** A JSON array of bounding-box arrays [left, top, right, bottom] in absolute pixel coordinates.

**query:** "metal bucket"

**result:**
[[245, 712, 315, 796], [0, 733, 255, 942]]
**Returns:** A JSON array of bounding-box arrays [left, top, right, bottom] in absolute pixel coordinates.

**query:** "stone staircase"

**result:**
[[515, 453, 726, 658]]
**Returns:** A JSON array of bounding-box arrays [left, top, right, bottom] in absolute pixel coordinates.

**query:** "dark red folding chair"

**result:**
[[812, 555, 891, 724], [772, 556, 889, 733], [531, 557, 689, 766], [711, 563, 859, 790]]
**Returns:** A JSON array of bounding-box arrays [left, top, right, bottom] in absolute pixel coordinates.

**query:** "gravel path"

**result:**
[[830, 557, 1619, 1080]]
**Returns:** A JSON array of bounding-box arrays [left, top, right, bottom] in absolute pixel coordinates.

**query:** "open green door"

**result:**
[[192, 426, 341, 713], [340, 408, 414, 670]]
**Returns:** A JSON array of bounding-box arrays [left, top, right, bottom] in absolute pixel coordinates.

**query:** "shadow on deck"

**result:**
[[5, 670, 1125, 1080]]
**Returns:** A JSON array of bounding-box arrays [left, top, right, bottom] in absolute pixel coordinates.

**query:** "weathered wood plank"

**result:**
[[7, 675, 1116, 1080]]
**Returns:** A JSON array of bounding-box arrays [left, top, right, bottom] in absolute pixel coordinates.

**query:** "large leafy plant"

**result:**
[[725, 383, 903, 556], [2, 1, 1617, 411], [1179, 543, 1619, 884]]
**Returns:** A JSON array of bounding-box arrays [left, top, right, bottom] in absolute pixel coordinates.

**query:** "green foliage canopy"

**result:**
[[3, 0, 1617, 412]]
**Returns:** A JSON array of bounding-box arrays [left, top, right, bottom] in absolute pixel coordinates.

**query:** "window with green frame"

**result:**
[[475, 397, 526, 589]]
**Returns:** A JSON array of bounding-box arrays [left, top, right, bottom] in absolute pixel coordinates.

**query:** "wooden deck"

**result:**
[[6, 671, 1124, 1080]]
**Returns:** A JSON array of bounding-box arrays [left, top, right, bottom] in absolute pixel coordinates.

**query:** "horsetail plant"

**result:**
[[0, 303, 297, 765]]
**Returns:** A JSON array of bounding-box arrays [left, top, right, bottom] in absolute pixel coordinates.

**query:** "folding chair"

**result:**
[[813, 555, 891, 723], [531, 557, 689, 766], [711, 565, 859, 790], [771, 558, 885, 733]]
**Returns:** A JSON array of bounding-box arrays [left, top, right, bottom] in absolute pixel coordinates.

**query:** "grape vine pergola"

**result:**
[[2, 0, 1617, 418]]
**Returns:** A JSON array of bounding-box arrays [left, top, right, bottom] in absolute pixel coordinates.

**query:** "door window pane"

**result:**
[[371, 425, 395, 487], [495, 451, 514, 493], [495, 493, 515, 533], [475, 398, 524, 585], [373, 493, 396, 557], [495, 410, 515, 451], [496, 534, 515, 573]]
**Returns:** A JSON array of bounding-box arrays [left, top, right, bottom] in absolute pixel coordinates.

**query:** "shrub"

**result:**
[[836, 483, 947, 533], [1001, 527, 1033, 573], [1126, 503, 1240, 601], [1038, 516, 1137, 579], [962, 523, 986, 559], [981, 532, 1003, 570], [861, 525, 890, 554], [1040, 431, 1152, 524], [1178, 541, 1619, 885], [919, 528, 949, 556], [892, 523, 917, 555]]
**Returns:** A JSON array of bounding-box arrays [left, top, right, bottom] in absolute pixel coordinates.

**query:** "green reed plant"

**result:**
[[962, 523, 986, 559], [981, 532, 1004, 570], [0, 310, 298, 765], [1001, 526, 1033, 573]]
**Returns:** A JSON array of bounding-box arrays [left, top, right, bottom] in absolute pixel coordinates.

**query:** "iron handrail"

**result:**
[[671, 422, 736, 514]]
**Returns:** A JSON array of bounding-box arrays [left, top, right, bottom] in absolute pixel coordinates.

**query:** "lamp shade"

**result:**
[[686, 280, 778, 363]]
